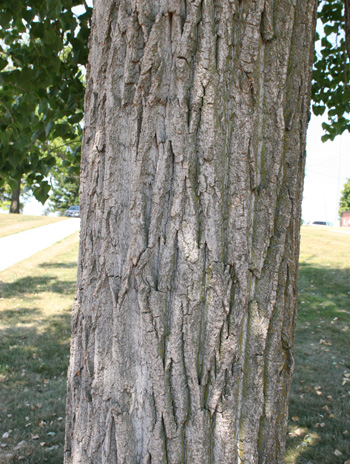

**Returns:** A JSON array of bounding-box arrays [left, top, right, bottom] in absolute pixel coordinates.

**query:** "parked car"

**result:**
[[65, 205, 80, 217], [306, 220, 333, 226]]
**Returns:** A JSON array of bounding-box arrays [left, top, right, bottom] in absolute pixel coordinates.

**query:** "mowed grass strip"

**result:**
[[286, 227, 350, 463], [0, 215, 66, 239], [0, 233, 79, 464]]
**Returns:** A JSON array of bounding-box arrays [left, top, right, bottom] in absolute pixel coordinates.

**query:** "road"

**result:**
[[0, 218, 80, 272]]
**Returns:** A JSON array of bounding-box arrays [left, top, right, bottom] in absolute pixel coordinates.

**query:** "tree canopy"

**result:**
[[0, 0, 91, 203], [0, 0, 349, 209]]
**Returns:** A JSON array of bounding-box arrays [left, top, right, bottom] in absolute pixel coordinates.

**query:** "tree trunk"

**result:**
[[345, 0, 350, 62], [9, 179, 21, 214], [65, 1, 317, 463]]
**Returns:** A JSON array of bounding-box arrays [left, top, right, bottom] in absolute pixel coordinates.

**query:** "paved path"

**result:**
[[0, 219, 80, 272]]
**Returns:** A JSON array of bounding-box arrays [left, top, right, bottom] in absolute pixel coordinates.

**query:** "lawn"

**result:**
[[0, 215, 66, 239], [0, 233, 79, 463], [286, 226, 350, 463], [0, 226, 349, 463]]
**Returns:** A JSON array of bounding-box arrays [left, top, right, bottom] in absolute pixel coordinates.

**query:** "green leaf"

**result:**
[[53, 123, 72, 138], [68, 112, 83, 124], [0, 10, 12, 28], [321, 133, 332, 143], [31, 22, 45, 39], [33, 181, 51, 204], [43, 28, 63, 50], [7, 177, 19, 191], [0, 57, 8, 71], [312, 104, 326, 116], [38, 99, 48, 115], [45, 121, 54, 137], [46, 0, 62, 18], [22, 8, 36, 23]]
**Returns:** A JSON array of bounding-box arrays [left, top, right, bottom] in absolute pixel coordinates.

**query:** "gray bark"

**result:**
[[65, 1, 317, 463]]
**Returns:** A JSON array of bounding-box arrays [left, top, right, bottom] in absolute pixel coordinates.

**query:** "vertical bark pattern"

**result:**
[[65, 1, 317, 463]]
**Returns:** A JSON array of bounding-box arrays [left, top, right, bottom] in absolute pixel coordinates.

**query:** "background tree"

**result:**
[[0, 182, 19, 212], [0, 0, 91, 211], [48, 172, 80, 214], [0, 178, 32, 213], [339, 177, 350, 214], [65, 1, 317, 463], [47, 143, 80, 214]]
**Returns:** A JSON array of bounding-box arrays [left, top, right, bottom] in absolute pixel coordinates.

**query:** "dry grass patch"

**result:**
[[0, 215, 66, 239]]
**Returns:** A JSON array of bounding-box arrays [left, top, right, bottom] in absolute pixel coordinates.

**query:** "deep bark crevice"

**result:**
[[197, 241, 208, 385], [162, 140, 175, 243], [163, 231, 179, 363]]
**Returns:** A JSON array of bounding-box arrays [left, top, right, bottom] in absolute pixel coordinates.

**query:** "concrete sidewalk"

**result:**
[[0, 219, 80, 272]]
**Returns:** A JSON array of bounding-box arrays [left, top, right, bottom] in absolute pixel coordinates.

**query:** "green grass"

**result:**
[[286, 227, 350, 463], [0, 225, 349, 463], [0, 215, 66, 239], [0, 233, 79, 464]]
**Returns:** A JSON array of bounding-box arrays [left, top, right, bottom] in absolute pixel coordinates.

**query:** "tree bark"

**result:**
[[65, 1, 317, 463], [9, 179, 21, 214]]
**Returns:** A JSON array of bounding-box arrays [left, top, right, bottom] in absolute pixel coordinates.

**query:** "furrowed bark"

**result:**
[[65, 1, 317, 463]]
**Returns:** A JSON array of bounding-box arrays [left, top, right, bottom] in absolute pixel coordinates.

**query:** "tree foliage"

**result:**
[[313, 0, 350, 141], [0, 0, 91, 203], [1, 0, 349, 212], [339, 178, 350, 214]]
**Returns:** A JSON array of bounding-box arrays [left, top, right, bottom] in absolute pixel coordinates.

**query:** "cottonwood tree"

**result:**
[[65, 1, 318, 463]]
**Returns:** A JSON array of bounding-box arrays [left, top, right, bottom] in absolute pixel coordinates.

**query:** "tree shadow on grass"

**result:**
[[0, 308, 71, 464], [286, 263, 350, 464], [298, 262, 350, 316], [0, 306, 42, 322], [0, 275, 76, 297], [39, 262, 77, 269], [49, 280, 76, 294], [1, 323, 71, 376]]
